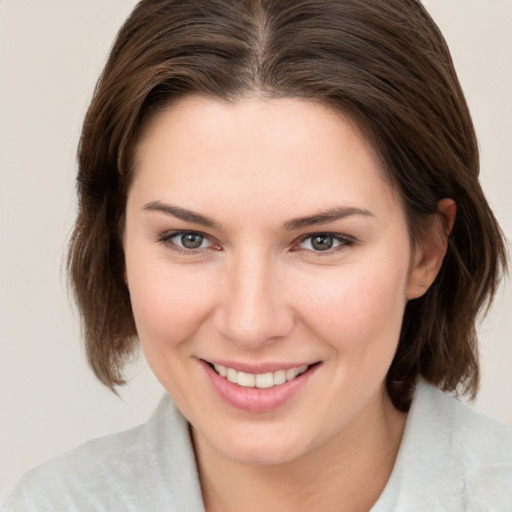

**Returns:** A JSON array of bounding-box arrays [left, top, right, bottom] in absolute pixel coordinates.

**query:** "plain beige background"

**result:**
[[1, 0, 511, 502]]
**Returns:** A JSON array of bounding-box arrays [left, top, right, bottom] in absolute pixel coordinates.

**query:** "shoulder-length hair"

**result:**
[[68, 0, 507, 410]]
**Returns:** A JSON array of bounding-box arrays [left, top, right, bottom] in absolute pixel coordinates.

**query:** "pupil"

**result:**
[[312, 235, 333, 251], [181, 233, 203, 249]]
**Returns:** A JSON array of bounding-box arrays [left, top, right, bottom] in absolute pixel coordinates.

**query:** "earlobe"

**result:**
[[407, 198, 456, 300]]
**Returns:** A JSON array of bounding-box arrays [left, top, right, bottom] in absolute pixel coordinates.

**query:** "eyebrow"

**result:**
[[143, 201, 222, 230], [143, 201, 374, 231], [283, 207, 375, 230]]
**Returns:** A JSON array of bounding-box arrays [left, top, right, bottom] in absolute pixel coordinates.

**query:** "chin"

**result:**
[[201, 422, 317, 467], [225, 442, 305, 467]]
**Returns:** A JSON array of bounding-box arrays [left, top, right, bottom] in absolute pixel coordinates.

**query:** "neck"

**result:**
[[192, 388, 407, 512]]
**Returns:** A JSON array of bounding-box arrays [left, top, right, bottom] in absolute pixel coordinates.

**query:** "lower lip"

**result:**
[[200, 361, 319, 413]]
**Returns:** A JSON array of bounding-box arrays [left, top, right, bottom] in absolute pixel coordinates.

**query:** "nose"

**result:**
[[213, 250, 294, 348]]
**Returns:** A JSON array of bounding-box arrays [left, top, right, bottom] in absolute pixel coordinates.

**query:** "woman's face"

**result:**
[[124, 96, 426, 465]]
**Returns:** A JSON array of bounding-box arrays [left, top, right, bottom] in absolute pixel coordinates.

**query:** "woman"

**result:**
[[4, 0, 511, 510]]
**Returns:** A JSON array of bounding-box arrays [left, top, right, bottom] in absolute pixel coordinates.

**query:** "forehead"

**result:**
[[131, 95, 402, 225]]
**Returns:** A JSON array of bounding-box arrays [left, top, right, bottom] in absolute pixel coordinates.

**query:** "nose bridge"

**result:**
[[215, 247, 292, 347]]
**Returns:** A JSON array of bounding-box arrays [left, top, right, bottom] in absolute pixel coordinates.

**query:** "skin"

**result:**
[[124, 95, 454, 511]]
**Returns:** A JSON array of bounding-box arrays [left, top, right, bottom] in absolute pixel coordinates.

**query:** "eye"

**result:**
[[158, 230, 216, 252], [297, 233, 353, 252], [175, 232, 208, 249]]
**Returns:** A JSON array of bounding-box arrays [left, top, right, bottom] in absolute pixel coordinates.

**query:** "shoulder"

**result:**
[[416, 380, 512, 461], [419, 382, 512, 508], [2, 424, 149, 512], [374, 380, 512, 512], [2, 395, 204, 512]]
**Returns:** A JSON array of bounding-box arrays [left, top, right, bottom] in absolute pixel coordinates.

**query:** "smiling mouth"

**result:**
[[208, 363, 318, 389]]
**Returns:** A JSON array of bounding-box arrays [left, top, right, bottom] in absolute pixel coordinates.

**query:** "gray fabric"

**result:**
[[371, 382, 512, 511], [2, 397, 205, 512], [3, 381, 512, 511]]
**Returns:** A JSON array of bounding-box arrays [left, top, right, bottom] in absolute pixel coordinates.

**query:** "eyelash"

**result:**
[[294, 233, 355, 255], [156, 230, 355, 256], [157, 230, 219, 256]]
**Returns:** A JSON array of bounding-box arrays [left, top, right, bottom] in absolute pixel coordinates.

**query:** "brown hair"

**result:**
[[68, 0, 507, 410]]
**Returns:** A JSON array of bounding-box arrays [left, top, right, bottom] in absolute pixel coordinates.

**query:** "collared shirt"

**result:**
[[3, 380, 512, 511]]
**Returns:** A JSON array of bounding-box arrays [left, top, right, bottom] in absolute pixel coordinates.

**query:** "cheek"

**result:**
[[292, 254, 410, 352], [126, 258, 215, 350]]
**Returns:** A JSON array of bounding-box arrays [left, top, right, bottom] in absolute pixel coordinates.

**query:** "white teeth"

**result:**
[[285, 367, 299, 380], [255, 372, 274, 389], [237, 371, 255, 387], [212, 364, 310, 388], [273, 370, 287, 385], [226, 367, 238, 384], [214, 364, 227, 377]]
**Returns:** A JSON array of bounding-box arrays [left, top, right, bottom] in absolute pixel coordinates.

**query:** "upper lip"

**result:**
[[201, 358, 319, 374]]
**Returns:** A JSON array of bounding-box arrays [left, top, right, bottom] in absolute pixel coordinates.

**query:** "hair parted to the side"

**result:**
[[68, 0, 507, 410]]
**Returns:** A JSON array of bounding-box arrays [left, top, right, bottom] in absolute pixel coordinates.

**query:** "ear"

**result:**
[[407, 198, 456, 300]]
